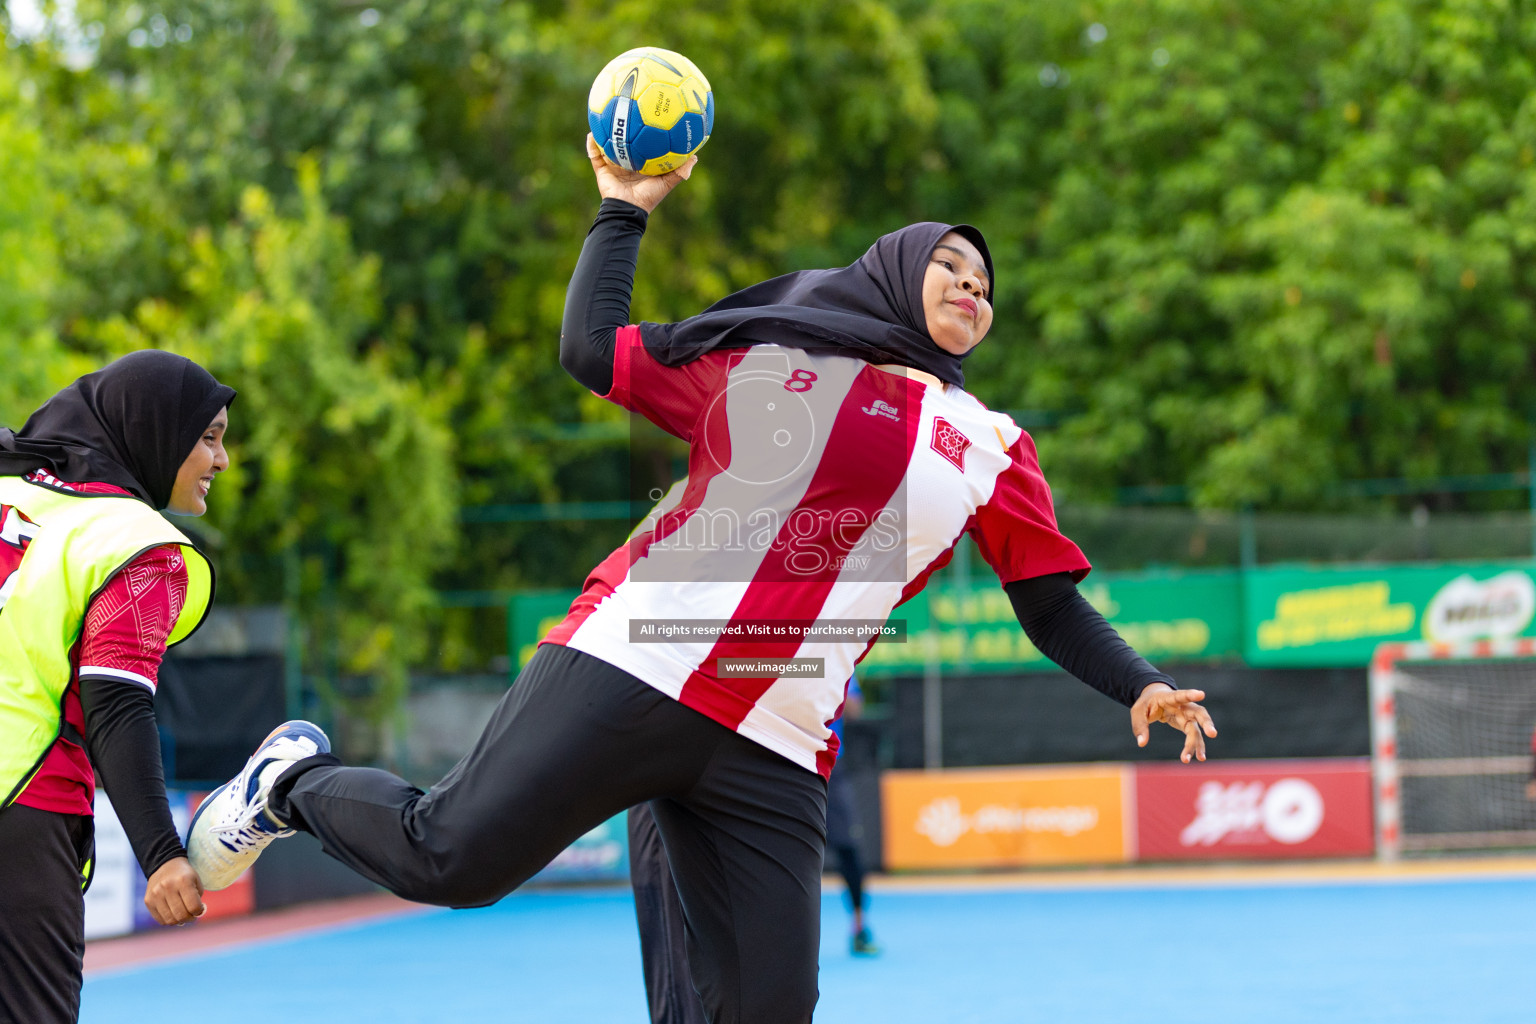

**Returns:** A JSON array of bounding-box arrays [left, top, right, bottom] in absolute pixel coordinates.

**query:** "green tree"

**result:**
[[39, 0, 954, 600], [86, 163, 457, 746], [1203, 0, 1536, 507], [0, 39, 94, 416], [11, 0, 1536, 698], [908, 0, 1369, 505], [915, 0, 1536, 510]]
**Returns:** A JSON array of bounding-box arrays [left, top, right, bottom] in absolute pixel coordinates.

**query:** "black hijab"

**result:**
[[0, 350, 236, 510], [641, 221, 994, 387]]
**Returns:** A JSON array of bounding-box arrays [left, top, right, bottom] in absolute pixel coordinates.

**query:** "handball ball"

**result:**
[[588, 47, 714, 176]]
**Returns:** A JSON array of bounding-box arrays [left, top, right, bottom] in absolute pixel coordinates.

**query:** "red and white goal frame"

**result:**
[[1370, 637, 1536, 861]]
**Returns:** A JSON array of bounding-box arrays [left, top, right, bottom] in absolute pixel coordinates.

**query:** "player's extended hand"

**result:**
[[144, 855, 206, 927], [586, 133, 695, 213], [1131, 683, 1217, 764], [1525, 778, 1536, 801]]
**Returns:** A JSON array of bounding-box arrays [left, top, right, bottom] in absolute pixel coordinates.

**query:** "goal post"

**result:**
[[1370, 639, 1536, 860]]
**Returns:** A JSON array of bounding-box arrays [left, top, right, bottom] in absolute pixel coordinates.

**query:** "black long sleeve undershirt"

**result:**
[[79, 676, 185, 877], [1004, 572, 1175, 707], [560, 198, 650, 396]]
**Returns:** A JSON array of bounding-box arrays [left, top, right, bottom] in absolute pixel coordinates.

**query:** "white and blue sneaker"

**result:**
[[186, 720, 330, 890]]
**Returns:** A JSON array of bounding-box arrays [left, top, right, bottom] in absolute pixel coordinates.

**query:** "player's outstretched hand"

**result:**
[[1131, 683, 1217, 764], [144, 855, 206, 926], [586, 133, 695, 214]]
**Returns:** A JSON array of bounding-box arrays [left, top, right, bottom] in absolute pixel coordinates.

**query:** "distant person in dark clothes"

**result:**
[[827, 674, 878, 956]]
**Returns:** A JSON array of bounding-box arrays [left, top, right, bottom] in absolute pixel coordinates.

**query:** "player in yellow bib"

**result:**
[[0, 351, 233, 1024]]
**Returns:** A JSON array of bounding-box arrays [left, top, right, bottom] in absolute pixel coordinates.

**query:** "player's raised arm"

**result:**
[[558, 136, 695, 396]]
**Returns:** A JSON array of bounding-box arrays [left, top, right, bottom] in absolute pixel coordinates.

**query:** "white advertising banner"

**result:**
[[82, 794, 136, 940]]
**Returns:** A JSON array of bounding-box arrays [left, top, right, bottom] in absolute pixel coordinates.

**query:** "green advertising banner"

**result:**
[[856, 570, 1243, 677], [509, 561, 1536, 675], [510, 589, 582, 668], [508, 568, 1244, 677], [1243, 561, 1536, 667]]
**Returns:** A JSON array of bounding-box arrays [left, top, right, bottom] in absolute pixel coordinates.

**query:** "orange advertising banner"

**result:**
[[881, 764, 1131, 870]]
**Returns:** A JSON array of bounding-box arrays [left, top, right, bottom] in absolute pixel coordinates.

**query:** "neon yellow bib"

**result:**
[[0, 476, 212, 811]]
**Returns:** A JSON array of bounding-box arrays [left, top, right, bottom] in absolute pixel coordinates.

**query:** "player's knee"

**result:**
[[426, 866, 509, 909], [393, 872, 505, 909], [387, 843, 512, 908]]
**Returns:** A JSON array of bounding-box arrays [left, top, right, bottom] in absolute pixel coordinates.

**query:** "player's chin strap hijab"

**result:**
[[0, 350, 236, 510], [640, 221, 994, 388]]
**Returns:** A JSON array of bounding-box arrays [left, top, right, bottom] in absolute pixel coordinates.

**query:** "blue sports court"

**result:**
[[81, 865, 1536, 1023]]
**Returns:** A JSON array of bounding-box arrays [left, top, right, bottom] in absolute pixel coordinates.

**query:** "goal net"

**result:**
[[1371, 640, 1536, 859]]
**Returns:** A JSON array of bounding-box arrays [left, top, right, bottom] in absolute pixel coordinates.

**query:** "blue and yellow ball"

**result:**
[[588, 47, 714, 176]]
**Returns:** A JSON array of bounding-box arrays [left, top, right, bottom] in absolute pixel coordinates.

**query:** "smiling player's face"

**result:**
[[922, 232, 993, 356], [166, 408, 229, 516]]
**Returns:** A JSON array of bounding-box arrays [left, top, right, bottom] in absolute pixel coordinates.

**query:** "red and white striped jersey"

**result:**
[[547, 328, 1089, 776]]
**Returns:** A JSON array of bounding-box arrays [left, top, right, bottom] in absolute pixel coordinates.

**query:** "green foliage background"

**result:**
[[4, 0, 1536, 688]]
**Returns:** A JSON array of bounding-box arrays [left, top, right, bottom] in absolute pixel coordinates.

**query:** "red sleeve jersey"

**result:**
[[968, 430, 1091, 586], [602, 324, 741, 439]]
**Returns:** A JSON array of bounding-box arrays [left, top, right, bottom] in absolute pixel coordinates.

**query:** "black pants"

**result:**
[[628, 765, 870, 1024], [629, 801, 710, 1024], [269, 644, 827, 1024], [0, 804, 93, 1024]]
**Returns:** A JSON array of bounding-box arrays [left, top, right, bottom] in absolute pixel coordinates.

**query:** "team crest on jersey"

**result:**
[[930, 418, 971, 472]]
